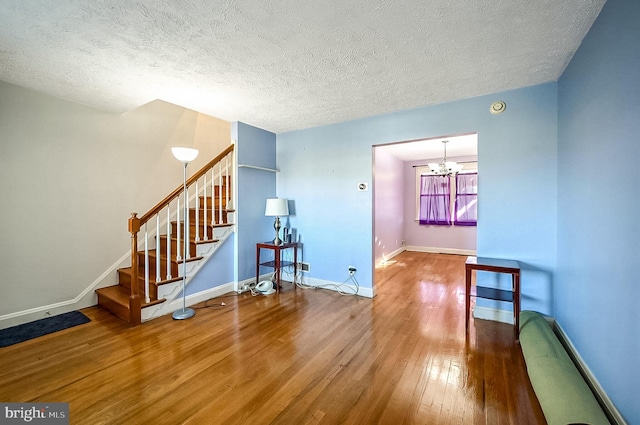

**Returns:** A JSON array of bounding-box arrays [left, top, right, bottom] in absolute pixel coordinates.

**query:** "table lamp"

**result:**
[[265, 198, 288, 245]]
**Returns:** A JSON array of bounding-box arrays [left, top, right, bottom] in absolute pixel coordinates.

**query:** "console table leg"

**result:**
[[514, 273, 520, 340], [465, 267, 472, 333]]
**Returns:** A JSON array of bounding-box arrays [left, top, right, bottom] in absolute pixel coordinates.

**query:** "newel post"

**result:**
[[128, 213, 142, 325]]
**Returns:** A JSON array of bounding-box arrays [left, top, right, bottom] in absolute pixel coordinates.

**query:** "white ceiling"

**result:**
[[0, 0, 605, 134]]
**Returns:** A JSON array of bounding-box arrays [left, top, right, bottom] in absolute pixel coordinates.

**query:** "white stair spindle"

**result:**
[[218, 162, 223, 225], [195, 180, 200, 242], [203, 173, 208, 240], [211, 164, 216, 225], [176, 195, 181, 261], [155, 215, 161, 283], [144, 223, 150, 303], [166, 205, 172, 279], [225, 155, 230, 211], [185, 186, 191, 259]]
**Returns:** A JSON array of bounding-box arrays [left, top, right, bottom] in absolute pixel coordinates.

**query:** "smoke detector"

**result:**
[[490, 101, 507, 115]]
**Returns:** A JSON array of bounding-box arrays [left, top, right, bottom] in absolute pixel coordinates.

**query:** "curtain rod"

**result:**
[[412, 160, 476, 168]]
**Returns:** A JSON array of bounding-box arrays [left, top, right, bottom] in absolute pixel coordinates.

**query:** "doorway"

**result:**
[[372, 133, 478, 271]]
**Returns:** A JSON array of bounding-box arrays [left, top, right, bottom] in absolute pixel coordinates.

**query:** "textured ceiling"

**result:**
[[0, 0, 605, 133]]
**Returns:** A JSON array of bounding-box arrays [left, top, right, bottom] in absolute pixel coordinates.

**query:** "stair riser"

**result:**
[[189, 208, 229, 222], [158, 236, 197, 258], [199, 196, 229, 209], [97, 293, 132, 322], [199, 184, 229, 196], [170, 222, 227, 239], [136, 254, 179, 276], [117, 269, 160, 300], [118, 264, 171, 283]]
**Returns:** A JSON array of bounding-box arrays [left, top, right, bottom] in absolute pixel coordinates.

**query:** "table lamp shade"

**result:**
[[265, 198, 289, 217]]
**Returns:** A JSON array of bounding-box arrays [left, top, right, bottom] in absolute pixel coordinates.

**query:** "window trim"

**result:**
[[414, 162, 478, 223], [454, 172, 478, 226]]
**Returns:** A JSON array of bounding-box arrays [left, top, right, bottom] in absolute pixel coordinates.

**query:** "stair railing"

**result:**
[[126, 144, 234, 324]]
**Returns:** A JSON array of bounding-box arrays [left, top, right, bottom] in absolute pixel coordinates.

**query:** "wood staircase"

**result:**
[[96, 145, 235, 325]]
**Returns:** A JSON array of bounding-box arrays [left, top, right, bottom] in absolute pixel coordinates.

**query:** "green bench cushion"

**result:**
[[519, 311, 610, 425]]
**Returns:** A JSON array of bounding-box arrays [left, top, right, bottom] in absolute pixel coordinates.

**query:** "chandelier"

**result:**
[[428, 140, 463, 176]]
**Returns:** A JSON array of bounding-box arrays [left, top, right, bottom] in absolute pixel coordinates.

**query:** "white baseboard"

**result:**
[[0, 228, 236, 329], [237, 274, 261, 291], [142, 282, 236, 321], [375, 247, 406, 266], [472, 305, 513, 324], [0, 252, 129, 330], [472, 311, 626, 424], [184, 282, 236, 308], [552, 320, 627, 425], [299, 277, 375, 299], [406, 246, 476, 256]]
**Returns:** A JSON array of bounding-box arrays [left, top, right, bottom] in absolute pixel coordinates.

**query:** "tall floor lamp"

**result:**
[[171, 147, 199, 320]]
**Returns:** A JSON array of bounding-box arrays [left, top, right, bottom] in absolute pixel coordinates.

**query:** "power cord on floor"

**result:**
[[193, 299, 227, 310], [293, 271, 359, 296], [275, 250, 360, 295], [193, 291, 255, 310], [300, 274, 359, 296], [264, 250, 360, 296]]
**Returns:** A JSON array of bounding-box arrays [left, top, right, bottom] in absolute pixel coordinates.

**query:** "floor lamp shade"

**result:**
[[171, 147, 199, 164], [265, 198, 289, 245]]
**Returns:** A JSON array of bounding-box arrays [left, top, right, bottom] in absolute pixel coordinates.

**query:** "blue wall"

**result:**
[[186, 234, 235, 295], [557, 0, 640, 422], [233, 122, 277, 282], [174, 124, 277, 299], [277, 83, 558, 310]]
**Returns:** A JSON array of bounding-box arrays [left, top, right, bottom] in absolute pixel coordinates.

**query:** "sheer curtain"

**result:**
[[419, 175, 451, 225], [454, 172, 478, 226]]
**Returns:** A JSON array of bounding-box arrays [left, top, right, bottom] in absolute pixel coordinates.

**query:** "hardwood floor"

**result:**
[[0, 252, 545, 424]]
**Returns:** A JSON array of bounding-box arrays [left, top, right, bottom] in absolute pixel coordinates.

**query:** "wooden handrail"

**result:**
[[139, 144, 234, 224]]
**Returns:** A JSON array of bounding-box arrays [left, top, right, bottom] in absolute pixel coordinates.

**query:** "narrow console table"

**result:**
[[465, 256, 521, 339], [256, 242, 298, 292]]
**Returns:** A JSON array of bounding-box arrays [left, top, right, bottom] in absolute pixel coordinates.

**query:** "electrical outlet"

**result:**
[[297, 262, 310, 273], [348, 265, 356, 275], [238, 284, 250, 294]]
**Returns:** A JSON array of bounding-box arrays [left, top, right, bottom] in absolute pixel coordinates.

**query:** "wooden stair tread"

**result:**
[[211, 222, 234, 228], [142, 249, 203, 263], [159, 235, 220, 244], [96, 285, 130, 307], [171, 219, 234, 225], [97, 285, 166, 309], [145, 251, 204, 264], [117, 267, 186, 284], [142, 298, 166, 308], [195, 238, 219, 245]]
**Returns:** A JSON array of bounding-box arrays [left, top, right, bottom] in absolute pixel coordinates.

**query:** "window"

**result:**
[[415, 164, 478, 227], [419, 175, 451, 225], [454, 172, 477, 226]]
